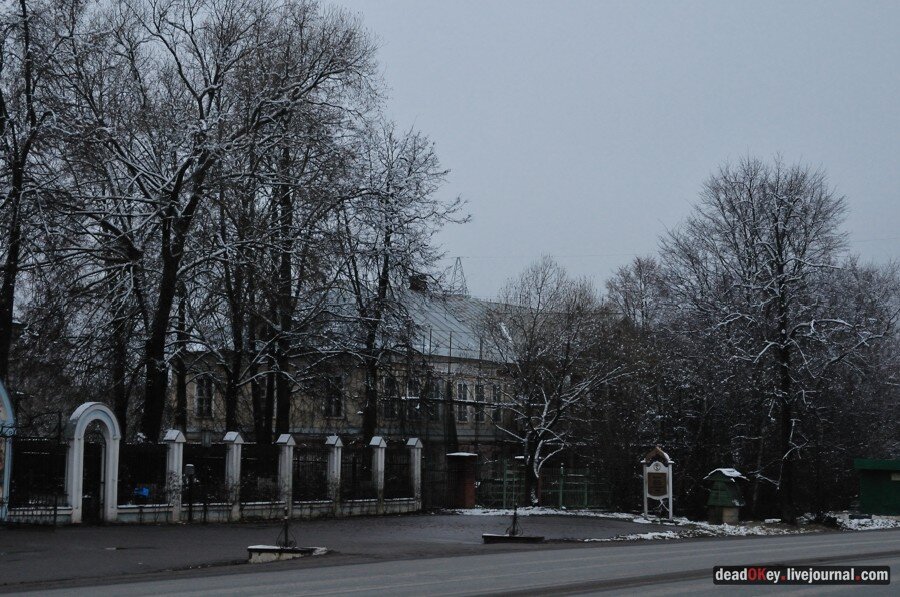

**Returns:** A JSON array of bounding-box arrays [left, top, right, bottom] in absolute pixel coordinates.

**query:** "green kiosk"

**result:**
[[853, 459, 900, 516], [705, 468, 746, 524]]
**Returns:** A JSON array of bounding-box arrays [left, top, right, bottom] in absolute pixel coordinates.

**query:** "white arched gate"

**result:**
[[65, 402, 121, 523]]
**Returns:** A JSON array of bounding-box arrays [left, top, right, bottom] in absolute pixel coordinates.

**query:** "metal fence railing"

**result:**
[[384, 445, 412, 499], [239, 443, 280, 504], [475, 460, 611, 509], [537, 465, 610, 509], [118, 443, 169, 506], [293, 445, 329, 501], [7, 438, 67, 525], [340, 446, 376, 500], [181, 443, 229, 522]]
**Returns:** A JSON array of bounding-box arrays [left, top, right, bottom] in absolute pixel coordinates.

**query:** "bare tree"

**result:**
[[484, 257, 622, 504], [339, 120, 463, 441], [0, 0, 61, 385], [51, 0, 377, 440], [660, 156, 893, 521]]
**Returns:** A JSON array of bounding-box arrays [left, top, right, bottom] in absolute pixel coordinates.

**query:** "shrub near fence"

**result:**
[[293, 444, 329, 501], [340, 445, 375, 500]]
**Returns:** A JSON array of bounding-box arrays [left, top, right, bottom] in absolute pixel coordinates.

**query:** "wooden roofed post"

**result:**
[[641, 446, 674, 520]]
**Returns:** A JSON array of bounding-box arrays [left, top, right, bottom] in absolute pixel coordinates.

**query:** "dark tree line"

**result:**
[[593, 158, 899, 519]]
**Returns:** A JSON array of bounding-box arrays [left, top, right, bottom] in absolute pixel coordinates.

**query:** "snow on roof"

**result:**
[[642, 446, 673, 463], [446, 452, 478, 457], [704, 468, 747, 481]]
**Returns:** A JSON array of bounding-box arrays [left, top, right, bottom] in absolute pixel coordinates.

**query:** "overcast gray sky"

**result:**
[[333, 0, 899, 299]]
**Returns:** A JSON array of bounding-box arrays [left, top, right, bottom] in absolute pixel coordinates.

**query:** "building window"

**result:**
[[456, 382, 468, 422], [383, 375, 399, 419], [428, 378, 442, 421], [324, 376, 343, 418], [474, 384, 486, 422], [196, 375, 213, 418], [406, 378, 421, 420], [492, 384, 502, 422]]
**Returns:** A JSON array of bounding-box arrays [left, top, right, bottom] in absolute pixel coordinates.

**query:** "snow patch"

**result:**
[[704, 468, 747, 480], [832, 513, 900, 531], [587, 531, 679, 542]]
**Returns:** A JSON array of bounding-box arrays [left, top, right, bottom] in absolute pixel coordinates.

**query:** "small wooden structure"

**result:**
[[853, 459, 900, 515], [642, 446, 673, 519], [705, 468, 746, 524]]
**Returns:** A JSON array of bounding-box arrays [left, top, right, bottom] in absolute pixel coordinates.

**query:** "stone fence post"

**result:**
[[162, 430, 186, 522], [325, 435, 342, 515], [406, 438, 423, 507], [276, 434, 295, 516], [369, 436, 386, 513], [223, 431, 244, 520]]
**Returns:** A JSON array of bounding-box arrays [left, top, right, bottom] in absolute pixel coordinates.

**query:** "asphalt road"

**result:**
[[6, 528, 897, 596], [0, 513, 670, 589]]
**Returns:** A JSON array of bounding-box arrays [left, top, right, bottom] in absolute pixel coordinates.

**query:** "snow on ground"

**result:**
[[586, 531, 680, 542], [448, 507, 900, 541], [831, 512, 900, 531]]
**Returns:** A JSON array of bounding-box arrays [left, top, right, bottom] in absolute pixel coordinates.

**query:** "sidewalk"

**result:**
[[0, 513, 669, 591]]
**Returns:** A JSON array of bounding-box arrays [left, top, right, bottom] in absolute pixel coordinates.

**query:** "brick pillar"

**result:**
[[223, 431, 244, 520], [369, 436, 386, 513], [406, 438, 423, 507], [275, 434, 295, 516], [162, 430, 186, 522], [325, 435, 342, 516]]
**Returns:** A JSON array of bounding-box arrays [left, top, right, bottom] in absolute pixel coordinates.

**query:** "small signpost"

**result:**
[[642, 446, 673, 520]]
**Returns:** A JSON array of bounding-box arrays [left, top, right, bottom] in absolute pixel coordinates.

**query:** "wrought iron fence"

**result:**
[[118, 443, 169, 505], [293, 444, 329, 501], [538, 465, 610, 509], [340, 445, 375, 500], [181, 443, 229, 522], [476, 461, 526, 509], [7, 437, 67, 525], [239, 443, 280, 504], [421, 455, 458, 509], [475, 460, 611, 509], [384, 445, 412, 499]]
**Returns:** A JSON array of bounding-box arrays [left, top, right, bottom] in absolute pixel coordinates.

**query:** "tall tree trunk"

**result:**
[[172, 289, 188, 431], [139, 157, 210, 439], [0, 173, 23, 385], [140, 234, 180, 439], [0, 0, 37, 385], [273, 146, 293, 436], [442, 377, 458, 453], [264, 363, 276, 441], [776, 262, 795, 523], [361, 358, 379, 442], [112, 314, 130, 439]]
